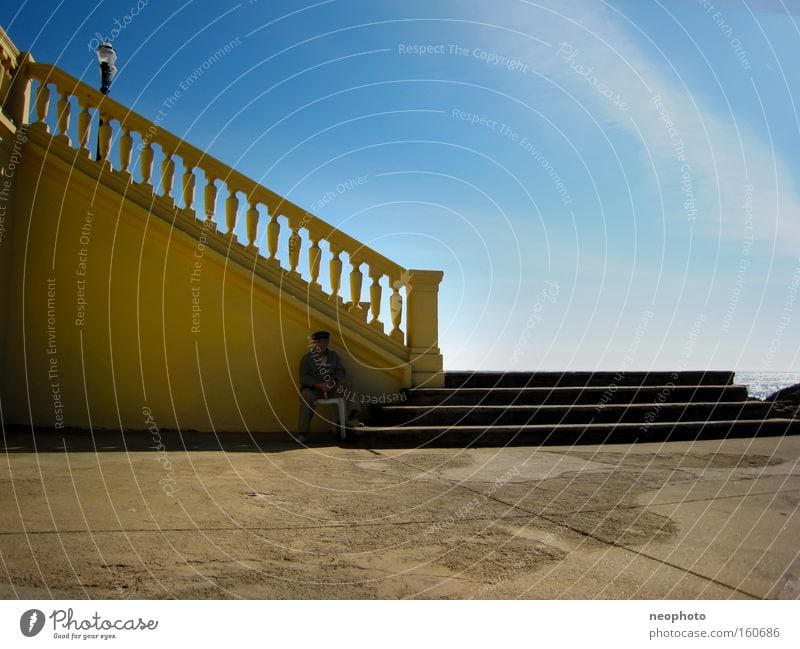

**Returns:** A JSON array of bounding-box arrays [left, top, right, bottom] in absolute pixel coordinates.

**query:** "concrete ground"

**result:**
[[1, 429, 799, 599]]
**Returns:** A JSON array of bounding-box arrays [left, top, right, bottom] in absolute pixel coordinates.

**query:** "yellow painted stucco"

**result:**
[[0, 27, 443, 435]]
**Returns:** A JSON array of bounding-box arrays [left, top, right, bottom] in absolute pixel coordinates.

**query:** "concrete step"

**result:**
[[405, 385, 749, 406], [358, 418, 800, 447], [444, 370, 736, 389], [372, 401, 774, 426]]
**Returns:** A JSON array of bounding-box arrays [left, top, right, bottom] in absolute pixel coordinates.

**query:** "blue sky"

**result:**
[[4, 0, 800, 372]]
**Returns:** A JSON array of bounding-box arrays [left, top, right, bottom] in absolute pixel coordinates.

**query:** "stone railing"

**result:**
[[14, 59, 444, 385], [0, 26, 21, 125]]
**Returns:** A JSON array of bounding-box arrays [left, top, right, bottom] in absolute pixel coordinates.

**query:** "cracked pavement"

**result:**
[[1, 431, 799, 599]]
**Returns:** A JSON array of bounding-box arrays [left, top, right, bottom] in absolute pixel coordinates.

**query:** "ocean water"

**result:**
[[734, 372, 800, 400]]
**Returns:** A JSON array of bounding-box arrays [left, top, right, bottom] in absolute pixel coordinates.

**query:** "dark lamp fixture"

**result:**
[[96, 42, 117, 95]]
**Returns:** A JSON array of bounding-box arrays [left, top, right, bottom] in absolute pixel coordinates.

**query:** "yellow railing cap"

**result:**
[[0, 25, 21, 59]]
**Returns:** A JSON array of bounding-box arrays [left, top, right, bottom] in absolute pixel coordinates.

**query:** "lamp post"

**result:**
[[95, 41, 117, 161]]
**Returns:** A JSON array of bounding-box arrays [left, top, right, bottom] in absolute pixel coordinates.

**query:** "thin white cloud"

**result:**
[[660, 0, 800, 16], [465, 0, 800, 251]]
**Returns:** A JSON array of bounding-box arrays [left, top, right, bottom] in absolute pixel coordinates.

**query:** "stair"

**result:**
[[361, 371, 800, 446], [444, 370, 736, 388], [0, 57, 446, 433]]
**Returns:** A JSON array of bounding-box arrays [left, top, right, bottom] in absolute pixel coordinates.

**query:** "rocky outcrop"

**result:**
[[765, 383, 800, 419]]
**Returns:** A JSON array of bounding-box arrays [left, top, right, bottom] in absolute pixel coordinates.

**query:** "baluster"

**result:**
[[182, 161, 196, 213], [308, 236, 321, 289], [55, 90, 71, 143], [266, 213, 280, 260], [204, 177, 217, 222], [287, 220, 301, 275], [246, 201, 259, 249], [389, 276, 405, 342], [369, 268, 383, 328], [225, 190, 239, 236], [119, 128, 133, 176], [97, 111, 112, 163], [160, 150, 175, 197], [140, 141, 154, 187], [0, 54, 11, 111], [34, 82, 50, 129], [329, 249, 342, 301], [4, 53, 31, 125], [77, 101, 91, 153], [348, 258, 363, 315]]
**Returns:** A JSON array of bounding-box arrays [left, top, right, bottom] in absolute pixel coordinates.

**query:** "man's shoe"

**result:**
[[297, 434, 309, 444]]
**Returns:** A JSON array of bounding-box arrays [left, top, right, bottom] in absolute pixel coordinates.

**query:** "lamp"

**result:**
[[96, 42, 117, 95], [95, 42, 117, 161]]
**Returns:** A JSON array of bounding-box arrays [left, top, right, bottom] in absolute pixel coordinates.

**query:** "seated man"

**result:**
[[297, 330, 362, 443]]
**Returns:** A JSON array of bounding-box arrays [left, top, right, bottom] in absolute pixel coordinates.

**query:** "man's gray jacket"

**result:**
[[299, 348, 347, 389]]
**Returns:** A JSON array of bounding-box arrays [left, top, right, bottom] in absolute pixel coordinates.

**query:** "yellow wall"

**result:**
[[0, 127, 406, 434]]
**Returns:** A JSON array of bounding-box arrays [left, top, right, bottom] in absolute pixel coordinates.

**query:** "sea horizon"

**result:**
[[733, 371, 800, 400]]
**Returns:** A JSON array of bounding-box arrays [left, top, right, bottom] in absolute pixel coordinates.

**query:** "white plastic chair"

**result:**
[[315, 397, 347, 440]]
